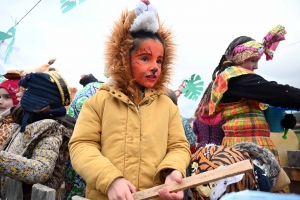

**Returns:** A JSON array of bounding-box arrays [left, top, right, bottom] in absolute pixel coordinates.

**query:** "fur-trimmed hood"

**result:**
[[104, 3, 176, 105]]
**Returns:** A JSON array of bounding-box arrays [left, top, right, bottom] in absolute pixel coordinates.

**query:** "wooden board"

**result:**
[[132, 160, 253, 200]]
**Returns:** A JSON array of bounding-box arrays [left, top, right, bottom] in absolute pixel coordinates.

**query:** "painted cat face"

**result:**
[[130, 39, 164, 88]]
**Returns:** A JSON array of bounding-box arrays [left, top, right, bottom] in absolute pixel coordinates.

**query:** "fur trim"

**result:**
[[105, 76, 116, 86], [232, 142, 280, 186], [104, 7, 176, 105]]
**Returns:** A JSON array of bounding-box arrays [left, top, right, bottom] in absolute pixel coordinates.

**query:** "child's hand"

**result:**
[[107, 178, 136, 200], [158, 170, 184, 200]]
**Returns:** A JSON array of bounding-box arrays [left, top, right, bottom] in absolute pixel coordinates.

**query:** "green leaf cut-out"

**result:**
[[0, 32, 13, 40], [1, 17, 17, 64], [181, 74, 204, 101], [60, 0, 86, 14]]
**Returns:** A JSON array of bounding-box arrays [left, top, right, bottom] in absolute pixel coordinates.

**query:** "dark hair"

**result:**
[[166, 89, 178, 106], [196, 36, 254, 117], [130, 30, 165, 56], [11, 104, 51, 124]]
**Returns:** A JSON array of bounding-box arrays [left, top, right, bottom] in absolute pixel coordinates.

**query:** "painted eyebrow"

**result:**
[[135, 52, 151, 57], [136, 46, 153, 57]]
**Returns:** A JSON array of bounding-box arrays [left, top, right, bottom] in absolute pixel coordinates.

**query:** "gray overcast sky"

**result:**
[[1, 0, 300, 117]]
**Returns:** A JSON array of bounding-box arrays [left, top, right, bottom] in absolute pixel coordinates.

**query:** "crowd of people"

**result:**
[[0, 0, 299, 200]]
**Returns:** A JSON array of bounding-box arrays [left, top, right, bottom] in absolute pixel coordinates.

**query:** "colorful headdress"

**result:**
[[226, 25, 286, 64], [104, 0, 176, 103]]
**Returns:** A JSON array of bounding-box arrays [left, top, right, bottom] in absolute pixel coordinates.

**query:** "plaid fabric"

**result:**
[[221, 99, 270, 137], [209, 66, 266, 115], [208, 66, 280, 163], [209, 66, 253, 115]]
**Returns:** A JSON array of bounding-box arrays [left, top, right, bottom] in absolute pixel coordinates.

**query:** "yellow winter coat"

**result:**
[[68, 84, 191, 200]]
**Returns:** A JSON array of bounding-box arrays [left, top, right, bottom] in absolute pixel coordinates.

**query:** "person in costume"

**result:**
[[65, 81, 102, 200], [79, 74, 99, 87], [68, 1, 191, 200], [0, 71, 75, 200], [201, 25, 300, 164], [193, 99, 225, 150], [74, 74, 103, 100], [0, 78, 19, 147]]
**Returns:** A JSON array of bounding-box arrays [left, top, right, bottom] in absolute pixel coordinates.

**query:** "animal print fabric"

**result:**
[[0, 116, 15, 147], [190, 145, 256, 200]]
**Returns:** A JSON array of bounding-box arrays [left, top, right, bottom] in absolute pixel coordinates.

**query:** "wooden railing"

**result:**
[[6, 179, 56, 200], [5, 178, 88, 200]]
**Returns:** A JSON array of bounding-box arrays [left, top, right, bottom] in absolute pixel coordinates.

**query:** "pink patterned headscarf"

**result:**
[[226, 25, 286, 64]]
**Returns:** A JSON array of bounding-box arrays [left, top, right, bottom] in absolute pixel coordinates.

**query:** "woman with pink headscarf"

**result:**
[[199, 25, 300, 164]]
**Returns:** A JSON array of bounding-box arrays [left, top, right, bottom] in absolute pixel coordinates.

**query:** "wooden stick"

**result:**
[[132, 160, 253, 200]]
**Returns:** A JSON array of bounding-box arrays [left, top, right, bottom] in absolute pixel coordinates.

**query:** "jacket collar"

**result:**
[[100, 84, 164, 106]]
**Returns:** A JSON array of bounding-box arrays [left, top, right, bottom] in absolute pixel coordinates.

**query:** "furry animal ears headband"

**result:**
[[129, 0, 158, 33], [105, 0, 162, 78], [4, 58, 58, 80], [104, 0, 176, 106], [104, 0, 175, 82]]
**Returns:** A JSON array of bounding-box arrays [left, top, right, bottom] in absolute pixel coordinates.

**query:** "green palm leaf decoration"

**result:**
[[0, 32, 13, 41], [3, 18, 17, 64], [181, 74, 204, 101], [60, 0, 86, 14]]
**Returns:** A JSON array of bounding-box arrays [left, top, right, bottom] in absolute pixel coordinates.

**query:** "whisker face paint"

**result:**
[[130, 39, 164, 88]]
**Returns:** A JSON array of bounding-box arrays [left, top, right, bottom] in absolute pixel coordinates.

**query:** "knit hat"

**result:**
[[79, 74, 98, 87], [18, 71, 71, 132], [0, 79, 20, 105]]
